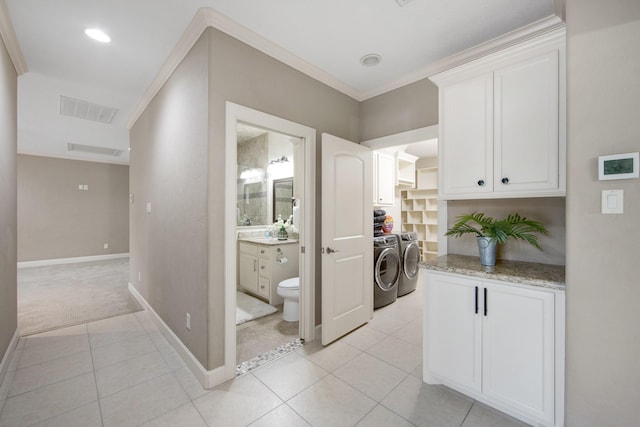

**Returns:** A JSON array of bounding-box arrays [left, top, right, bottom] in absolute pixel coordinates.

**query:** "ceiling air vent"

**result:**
[[395, 0, 416, 6], [59, 95, 118, 124], [67, 143, 123, 157]]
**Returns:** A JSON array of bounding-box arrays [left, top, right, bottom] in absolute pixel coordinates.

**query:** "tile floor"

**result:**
[[236, 304, 299, 364], [0, 283, 529, 426]]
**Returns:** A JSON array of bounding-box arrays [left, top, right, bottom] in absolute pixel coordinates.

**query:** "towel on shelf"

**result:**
[[373, 209, 386, 217], [374, 231, 384, 237], [373, 215, 387, 223]]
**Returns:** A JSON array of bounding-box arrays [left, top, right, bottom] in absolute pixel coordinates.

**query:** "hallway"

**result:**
[[0, 280, 526, 426]]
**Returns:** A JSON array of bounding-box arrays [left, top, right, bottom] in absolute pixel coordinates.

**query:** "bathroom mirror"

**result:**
[[273, 178, 293, 222], [236, 123, 294, 227]]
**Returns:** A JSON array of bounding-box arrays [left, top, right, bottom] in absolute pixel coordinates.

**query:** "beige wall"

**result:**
[[206, 28, 360, 366], [130, 28, 360, 370], [130, 35, 211, 367], [17, 155, 129, 262], [0, 36, 17, 367], [447, 198, 566, 265], [565, 1, 640, 425], [359, 79, 439, 141]]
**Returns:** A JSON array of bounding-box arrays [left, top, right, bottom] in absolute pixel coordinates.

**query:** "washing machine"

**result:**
[[397, 232, 420, 297], [373, 234, 401, 309]]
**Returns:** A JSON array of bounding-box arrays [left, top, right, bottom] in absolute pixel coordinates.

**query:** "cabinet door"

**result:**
[[482, 282, 555, 424], [494, 51, 559, 193], [425, 273, 482, 393], [440, 74, 494, 197], [258, 277, 270, 299], [374, 151, 395, 205], [239, 252, 258, 293]]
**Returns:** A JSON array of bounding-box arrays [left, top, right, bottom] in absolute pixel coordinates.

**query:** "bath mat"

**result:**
[[236, 291, 278, 325]]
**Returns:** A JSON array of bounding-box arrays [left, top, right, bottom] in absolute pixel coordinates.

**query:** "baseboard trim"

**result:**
[[0, 329, 20, 387], [127, 283, 226, 389], [17, 253, 130, 269]]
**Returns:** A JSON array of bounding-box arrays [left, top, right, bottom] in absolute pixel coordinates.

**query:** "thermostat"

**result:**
[[598, 152, 639, 180]]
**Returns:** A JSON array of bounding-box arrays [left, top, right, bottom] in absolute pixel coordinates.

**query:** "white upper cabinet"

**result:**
[[440, 73, 494, 196], [373, 151, 396, 206], [494, 51, 559, 193], [431, 28, 566, 200]]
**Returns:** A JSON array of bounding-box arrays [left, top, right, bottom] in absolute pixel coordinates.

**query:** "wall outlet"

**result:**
[[103, 243, 109, 249], [186, 313, 191, 331]]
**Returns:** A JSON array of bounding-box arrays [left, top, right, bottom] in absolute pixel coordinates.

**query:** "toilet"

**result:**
[[277, 277, 300, 322]]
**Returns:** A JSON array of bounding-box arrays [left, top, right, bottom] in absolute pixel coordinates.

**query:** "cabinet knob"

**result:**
[[477, 179, 485, 186], [501, 177, 509, 184]]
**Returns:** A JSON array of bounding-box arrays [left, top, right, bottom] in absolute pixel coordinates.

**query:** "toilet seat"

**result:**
[[278, 277, 299, 290]]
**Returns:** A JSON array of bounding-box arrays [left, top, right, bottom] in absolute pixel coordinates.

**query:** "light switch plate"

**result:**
[[602, 189, 623, 214], [146, 202, 152, 214]]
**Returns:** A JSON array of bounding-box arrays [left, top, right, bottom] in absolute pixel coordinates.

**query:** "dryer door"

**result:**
[[375, 247, 400, 291], [403, 242, 421, 280]]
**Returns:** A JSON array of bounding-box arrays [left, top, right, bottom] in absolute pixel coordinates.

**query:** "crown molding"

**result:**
[[127, 7, 360, 129], [359, 14, 565, 100], [200, 8, 359, 99], [127, 9, 209, 128], [128, 8, 566, 125], [0, 0, 27, 74]]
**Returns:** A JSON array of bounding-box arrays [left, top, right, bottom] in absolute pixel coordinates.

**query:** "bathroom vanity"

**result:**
[[238, 238, 299, 305]]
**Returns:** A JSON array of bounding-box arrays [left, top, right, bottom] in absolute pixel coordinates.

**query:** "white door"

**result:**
[[482, 282, 555, 424], [321, 133, 373, 345], [424, 272, 482, 393], [374, 151, 395, 205], [440, 74, 494, 196], [493, 51, 559, 193]]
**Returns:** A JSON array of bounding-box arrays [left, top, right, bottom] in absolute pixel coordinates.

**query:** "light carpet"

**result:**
[[236, 291, 278, 325], [18, 258, 143, 336]]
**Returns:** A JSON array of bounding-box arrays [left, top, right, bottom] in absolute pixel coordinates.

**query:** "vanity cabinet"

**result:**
[[238, 241, 299, 305], [423, 270, 564, 427], [432, 28, 566, 199]]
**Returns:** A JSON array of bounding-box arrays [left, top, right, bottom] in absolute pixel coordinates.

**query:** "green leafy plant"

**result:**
[[445, 212, 548, 250]]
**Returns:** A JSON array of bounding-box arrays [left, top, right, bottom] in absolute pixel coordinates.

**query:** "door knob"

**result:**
[[326, 247, 340, 254], [501, 177, 509, 184], [477, 179, 485, 186]]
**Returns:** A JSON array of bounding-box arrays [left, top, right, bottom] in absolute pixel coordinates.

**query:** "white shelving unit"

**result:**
[[401, 167, 439, 260], [396, 152, 418, 187]]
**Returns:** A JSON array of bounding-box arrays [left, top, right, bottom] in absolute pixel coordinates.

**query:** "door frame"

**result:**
[[224, 102, 316, 380], [361, 125, 447, 256]]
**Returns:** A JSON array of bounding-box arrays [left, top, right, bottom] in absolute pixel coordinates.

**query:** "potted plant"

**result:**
[[445, 212, 548, 266]]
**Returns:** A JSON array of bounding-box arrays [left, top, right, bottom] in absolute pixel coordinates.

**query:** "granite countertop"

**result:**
[[238, 236, 299, 245], [421, 254, 565, 290]]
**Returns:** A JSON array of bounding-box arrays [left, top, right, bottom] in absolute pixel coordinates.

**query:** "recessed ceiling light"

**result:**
[[84, 28, 111, 43], [360, 54, 382, 67]]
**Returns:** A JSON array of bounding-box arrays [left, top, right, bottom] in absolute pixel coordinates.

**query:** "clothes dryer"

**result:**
[[373, 235, 400, 308], [397, 232, 420, 296]]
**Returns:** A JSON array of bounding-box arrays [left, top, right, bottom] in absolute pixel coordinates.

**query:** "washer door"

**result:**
[[375, 247, 400, 291], [403, 242, 420, 280]]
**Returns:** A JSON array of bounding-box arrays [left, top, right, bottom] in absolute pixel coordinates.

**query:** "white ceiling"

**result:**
[[5, 0, 557, 164]]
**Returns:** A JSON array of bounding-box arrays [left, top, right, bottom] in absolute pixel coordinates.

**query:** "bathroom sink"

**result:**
[[238, 236, 298, 244]]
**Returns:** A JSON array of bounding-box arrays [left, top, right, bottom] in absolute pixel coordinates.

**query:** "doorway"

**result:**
[[235, 124, 299, 365], [224, 103, 316, 379]]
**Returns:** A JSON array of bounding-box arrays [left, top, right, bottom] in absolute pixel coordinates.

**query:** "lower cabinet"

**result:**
[[423, 271, 564, 427], [238, 241, 299, 305]]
